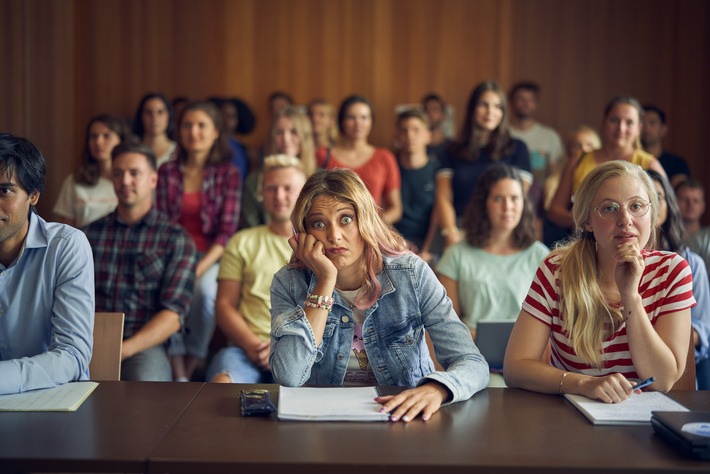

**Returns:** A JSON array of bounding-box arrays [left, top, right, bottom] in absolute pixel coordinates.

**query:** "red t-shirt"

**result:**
[[316, 147, 400, 206]]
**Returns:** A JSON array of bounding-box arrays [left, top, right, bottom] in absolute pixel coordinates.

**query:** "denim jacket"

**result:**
[[269, 253, 489, 404]]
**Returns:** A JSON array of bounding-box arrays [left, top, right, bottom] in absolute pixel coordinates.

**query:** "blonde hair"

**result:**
[[555, 160, 658, 367], [308, 98, 339, 148], [263, 154, 305, 174], [269, 106, 317, 177], [290, 169, 409, 309]]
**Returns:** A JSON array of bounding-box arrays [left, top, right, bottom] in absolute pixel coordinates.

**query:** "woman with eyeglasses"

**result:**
[[504, 161, 693, 402]]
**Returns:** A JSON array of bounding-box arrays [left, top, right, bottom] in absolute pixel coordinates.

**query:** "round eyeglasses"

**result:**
[[593, 199, 650, 219]]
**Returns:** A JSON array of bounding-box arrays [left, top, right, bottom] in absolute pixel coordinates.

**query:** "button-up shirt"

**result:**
[[156, 160, 241, 248], [0, 213, 94, 394], [85, 208, 196, 338]]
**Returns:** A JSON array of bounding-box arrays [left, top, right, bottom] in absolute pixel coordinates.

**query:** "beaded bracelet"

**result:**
[[304, 293, 334, 312]]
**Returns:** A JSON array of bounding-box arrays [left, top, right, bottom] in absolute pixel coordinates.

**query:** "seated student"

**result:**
[[85, 143, 197, 381], [316, 95, 403, 225], [504, 161, 694, 402], [270, 169, 489, 422], [241, 106, 316, 229], [53, 114, 130, 227], [0, 133, 94, 394], [436, 163, 549, 339], [393, 108, 440, 263], [435, 81, 532, 249], [132, 92, 177, 168], [647, 170, 710, 389], [641, 104, 691, 188], [676, 179, 705, 238], [156, 100, 241, 381], [207, 155, 307, 383]]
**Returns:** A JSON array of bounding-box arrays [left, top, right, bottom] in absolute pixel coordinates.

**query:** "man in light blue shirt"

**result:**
[[0, 133, 94, 394]]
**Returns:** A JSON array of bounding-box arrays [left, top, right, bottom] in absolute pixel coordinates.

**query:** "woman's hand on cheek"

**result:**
[[375, 382, 450, 423], [290, 232, 338, 281]]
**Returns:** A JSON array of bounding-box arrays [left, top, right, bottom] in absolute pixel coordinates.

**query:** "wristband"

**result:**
[[304, 293, 334, 311]]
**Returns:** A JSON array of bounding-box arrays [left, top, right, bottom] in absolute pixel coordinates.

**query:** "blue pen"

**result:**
[[633, 376, 655, 391]]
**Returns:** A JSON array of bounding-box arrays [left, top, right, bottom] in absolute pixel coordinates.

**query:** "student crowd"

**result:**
[[1, 79, 708, 422]]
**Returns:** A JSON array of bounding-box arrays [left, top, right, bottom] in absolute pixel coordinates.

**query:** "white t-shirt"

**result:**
[[53, 175, 117, 227]]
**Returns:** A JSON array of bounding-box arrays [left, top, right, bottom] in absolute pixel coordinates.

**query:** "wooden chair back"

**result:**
[[670, 330, 696, 391], [89, 312, 125, 381]]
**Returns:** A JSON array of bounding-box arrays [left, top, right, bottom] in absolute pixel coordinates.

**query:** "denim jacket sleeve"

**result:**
[[685, 250, 710, 361], [269, 265, 320, 386], [408, 256, 489, 403]]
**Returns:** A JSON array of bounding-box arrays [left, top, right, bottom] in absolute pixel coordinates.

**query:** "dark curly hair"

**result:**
[[462, 163, 536, 249]]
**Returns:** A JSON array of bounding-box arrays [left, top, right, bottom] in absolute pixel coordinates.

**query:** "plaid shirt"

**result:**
[[84, 208, 197, 339], [156, 160, 241, 247]]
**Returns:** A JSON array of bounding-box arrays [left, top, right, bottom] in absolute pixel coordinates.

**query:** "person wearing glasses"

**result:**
[[504, 161, 694, 402]]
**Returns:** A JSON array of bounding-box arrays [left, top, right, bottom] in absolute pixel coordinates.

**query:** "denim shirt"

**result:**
[[270, 253, 489, 404]]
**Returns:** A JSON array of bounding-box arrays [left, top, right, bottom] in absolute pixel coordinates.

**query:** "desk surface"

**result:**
[[149, 384, 710, 474], [0, 381, 203, 473]]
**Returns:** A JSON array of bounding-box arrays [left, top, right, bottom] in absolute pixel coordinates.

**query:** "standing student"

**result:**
[[156, 100, 241, 381], [316, 95, 402, 225], [270, 169, 489, 422], [394, 109, 440, 262], [54, 114, 129, 227], [505, 161, 693, 401], [0, 133, 94, 394]]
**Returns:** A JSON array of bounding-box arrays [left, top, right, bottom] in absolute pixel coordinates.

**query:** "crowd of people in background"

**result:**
[[3, 78, 706, 408]]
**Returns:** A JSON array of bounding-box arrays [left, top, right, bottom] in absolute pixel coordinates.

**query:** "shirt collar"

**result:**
[[114, 207, 160, 227]]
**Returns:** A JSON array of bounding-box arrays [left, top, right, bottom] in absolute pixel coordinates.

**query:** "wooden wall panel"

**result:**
[[1, 0, 708, 220], [0, 0, 27, 135]]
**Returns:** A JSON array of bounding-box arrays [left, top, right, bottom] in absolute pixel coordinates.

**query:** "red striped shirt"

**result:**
[[522, 250, 695, 378]]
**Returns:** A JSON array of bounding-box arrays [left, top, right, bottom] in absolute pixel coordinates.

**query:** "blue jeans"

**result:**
[[206, 346, 273, 383], [121, 345, 172, 381], [697, 357, 710, 390], [169, 263, 219, 358]]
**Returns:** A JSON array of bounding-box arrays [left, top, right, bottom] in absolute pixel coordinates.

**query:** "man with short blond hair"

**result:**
[[207, 155, 307, 383]]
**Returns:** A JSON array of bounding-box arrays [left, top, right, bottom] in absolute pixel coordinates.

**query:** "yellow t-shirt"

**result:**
[[218, 226, 292, 341], [572, 149, 656, 194]]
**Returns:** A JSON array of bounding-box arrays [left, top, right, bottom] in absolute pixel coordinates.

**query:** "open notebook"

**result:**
[[0, 382, 98, 412]]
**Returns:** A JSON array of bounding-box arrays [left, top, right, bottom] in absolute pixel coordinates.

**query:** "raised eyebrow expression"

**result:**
[[307, 208, 355, 229]]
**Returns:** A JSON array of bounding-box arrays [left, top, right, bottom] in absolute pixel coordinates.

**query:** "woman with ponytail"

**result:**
[[504, 160, 693, 401]]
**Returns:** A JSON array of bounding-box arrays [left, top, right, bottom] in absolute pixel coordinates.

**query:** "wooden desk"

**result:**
[[149, 385, 710, 474], [0, 381, 203, 473]]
